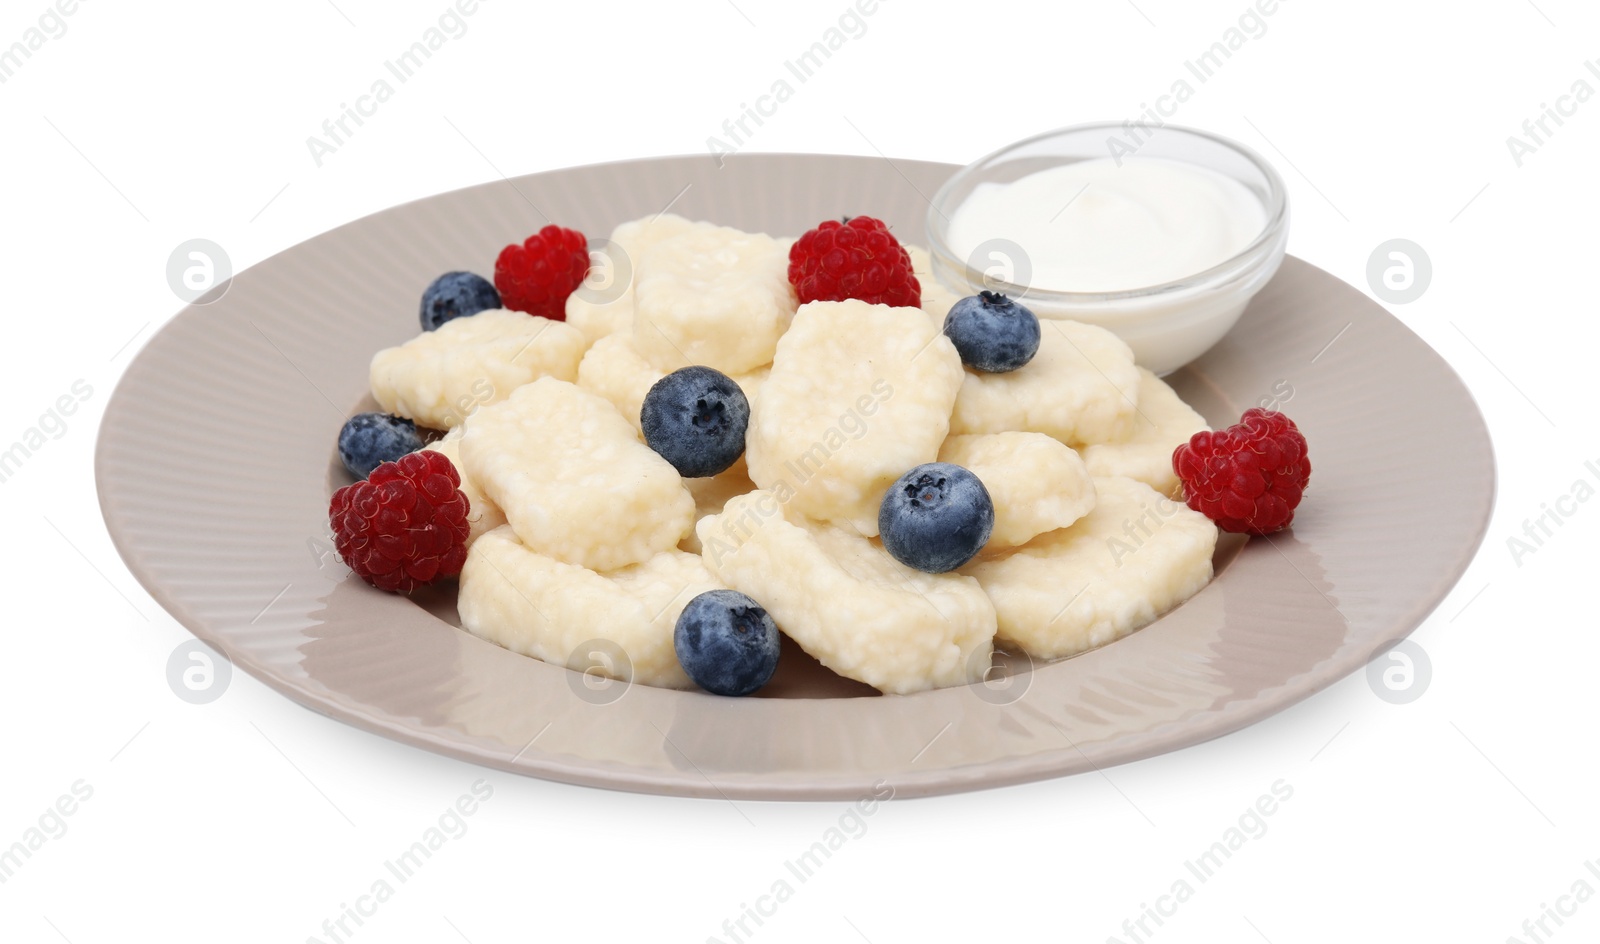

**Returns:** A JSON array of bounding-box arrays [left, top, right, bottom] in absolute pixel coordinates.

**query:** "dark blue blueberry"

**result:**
[[878, 462, 994, 573], [674, 590, 781, 696], [640, 366, 750, 478], [943, 291, 1041, 373], [420, 271, 501, 331], [337, 412, 424, 479]]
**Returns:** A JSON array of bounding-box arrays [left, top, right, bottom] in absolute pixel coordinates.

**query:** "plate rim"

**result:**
[[94, 152, 1497, 800]]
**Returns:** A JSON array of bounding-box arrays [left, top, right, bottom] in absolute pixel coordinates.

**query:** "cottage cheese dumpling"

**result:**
[[576, 334, 661, 435], [459, 527, 720, 688], [422, 426, 505, 548], [745, 299, 965, 535], [947, 318, 1141, 447], [632, 221, 796, 375], [1080, 368, 1209, 497], [564, 288, 633, 349], [370, 309, 585, 430], [565, 214, 700, 346], [963, 476, 1217, 660], [459, 378, 694, 571], [698, 491, 996, 694], [679, 460, 758, 555], [730, 365, 769, 413], [938, 432, 1096, 548], [905, 244, 968, 322], [577, 332, 769, 435]]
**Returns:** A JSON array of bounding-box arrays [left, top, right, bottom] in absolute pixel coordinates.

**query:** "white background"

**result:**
[[2, 0, 1595, 941]]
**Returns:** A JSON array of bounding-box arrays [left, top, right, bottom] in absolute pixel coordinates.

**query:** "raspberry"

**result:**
[[1172, 408, 1311, 535], [493, 224, 590, 320], [787, 216, 921, 308], [329, 450, 470, 592]]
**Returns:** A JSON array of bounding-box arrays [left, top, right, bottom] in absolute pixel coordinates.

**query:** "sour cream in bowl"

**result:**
[[928, 124, 1289, 375]]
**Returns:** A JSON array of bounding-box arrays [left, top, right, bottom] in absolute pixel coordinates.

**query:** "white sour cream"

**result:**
[[946, 157, 1266, 294]]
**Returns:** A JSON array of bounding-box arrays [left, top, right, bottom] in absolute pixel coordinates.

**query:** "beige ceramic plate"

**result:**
[[96, 154, 1494, 800]]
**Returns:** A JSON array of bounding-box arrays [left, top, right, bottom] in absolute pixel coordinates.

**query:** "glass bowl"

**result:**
[[926, 123, 1289, 375]]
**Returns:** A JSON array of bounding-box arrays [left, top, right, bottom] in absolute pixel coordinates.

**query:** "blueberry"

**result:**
[[420, 271, 501, 331], [878, 462, 994, 573], [640, 366, 750, 478], [674, 590, 781, 696], [338, 412, 424, 479], [943, 291, 1041, 373]]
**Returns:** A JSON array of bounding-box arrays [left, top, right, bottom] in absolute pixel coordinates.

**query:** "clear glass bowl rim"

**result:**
[[926, 122, 1290, 303]]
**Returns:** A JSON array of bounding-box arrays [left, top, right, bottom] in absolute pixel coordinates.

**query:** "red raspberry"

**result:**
[[493, 224, 590, 320], [1172, 408, 1311, 535], [787, 216, 921, 308], [329, 450, 470, 593]]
